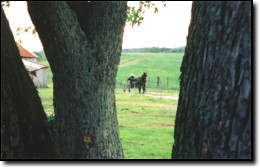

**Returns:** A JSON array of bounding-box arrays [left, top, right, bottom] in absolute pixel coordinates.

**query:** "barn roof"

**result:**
[[22, 60, 47, 71], [16, 43, 38, 58]]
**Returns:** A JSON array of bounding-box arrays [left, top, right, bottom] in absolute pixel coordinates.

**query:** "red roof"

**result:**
[[16, 43, 37, 58]]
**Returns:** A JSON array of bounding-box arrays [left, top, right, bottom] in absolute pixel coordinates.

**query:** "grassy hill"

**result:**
[[117, 52, 184, 90], [39, 52, 184, 90]]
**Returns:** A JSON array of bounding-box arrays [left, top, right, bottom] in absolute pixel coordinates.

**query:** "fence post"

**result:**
[[157, 76, 160, 88]]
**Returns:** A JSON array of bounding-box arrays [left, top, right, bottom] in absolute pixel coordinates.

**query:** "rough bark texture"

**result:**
[[28, 2, 127, 158], [1, 7, 56, 159], [172, 2, 251, 159]]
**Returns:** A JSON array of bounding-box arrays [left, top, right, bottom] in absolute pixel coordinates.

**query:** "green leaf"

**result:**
[[126, 1, 167, 27], [154, 7, 158, 14]]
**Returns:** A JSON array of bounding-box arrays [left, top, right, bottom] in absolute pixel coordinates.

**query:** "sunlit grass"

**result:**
[[38, 87, 177, 159], [37, 52, 182, 159]]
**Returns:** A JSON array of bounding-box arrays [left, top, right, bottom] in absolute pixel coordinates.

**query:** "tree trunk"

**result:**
[[28, 2, 127, 158], [1, 7, 56, 159], [172, 2, 251, 159]]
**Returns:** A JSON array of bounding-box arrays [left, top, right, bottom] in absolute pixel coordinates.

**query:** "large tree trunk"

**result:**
[[28, 2, 127, 158], [172, 2, 251, 159], [1, 7, 56, 159]]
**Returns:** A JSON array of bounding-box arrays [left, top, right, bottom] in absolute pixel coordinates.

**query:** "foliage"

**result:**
[[127, 1, 166, 27], [33, 50, 46, 62], [1, 1, 10, 8], [16, 26, 37, 36], [6, 1, 166, 44]]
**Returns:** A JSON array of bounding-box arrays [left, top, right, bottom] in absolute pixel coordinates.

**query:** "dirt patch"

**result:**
[[119, 58, 140, 68], [144, 92, 179, 100], [138, 123, 175, 128]]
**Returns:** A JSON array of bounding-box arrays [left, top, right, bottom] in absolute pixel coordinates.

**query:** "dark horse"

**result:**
[[124, 72, 147, 94]]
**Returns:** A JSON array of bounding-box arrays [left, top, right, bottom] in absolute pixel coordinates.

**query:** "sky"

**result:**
[[3, 1, 192, 52], [123, 1, 192, 49]]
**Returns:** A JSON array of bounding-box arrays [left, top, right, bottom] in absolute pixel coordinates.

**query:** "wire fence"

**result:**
[[116, 76, 180, 91]]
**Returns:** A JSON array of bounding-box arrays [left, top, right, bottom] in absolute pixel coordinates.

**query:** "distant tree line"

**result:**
[[34, 46, 185, 61], [122, 46, 185, 53], [33, 50, 46, 62]]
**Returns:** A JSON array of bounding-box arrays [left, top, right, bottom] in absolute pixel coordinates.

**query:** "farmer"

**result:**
[[127, 73, 135, 88]]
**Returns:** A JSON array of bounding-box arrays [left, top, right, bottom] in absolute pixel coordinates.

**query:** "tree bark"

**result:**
[[28, 2, 127, 158], [172, 2, 251, 159], [1, 7, 56, 159]]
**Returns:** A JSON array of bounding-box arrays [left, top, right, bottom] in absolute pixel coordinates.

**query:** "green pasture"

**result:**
[[116, 89, 177, 159], [37, 52, 183, 159], [117, 52, 183, 90], [39, 52, 184, 90]]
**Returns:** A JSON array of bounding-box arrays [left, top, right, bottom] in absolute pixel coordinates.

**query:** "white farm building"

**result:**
[[22, 60, 48, 88], [17, 43, 48, 88]]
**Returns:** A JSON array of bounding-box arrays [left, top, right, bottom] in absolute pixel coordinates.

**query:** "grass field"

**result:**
[[116, 89, 177, 159], [117, 52, 183, 90], [37, 52, 183, 159]]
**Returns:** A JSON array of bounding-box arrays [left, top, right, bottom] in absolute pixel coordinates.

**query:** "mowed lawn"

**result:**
[[37, 52, 183, 159], [38, 87, 177, 159], [116, 89, 177, 159]]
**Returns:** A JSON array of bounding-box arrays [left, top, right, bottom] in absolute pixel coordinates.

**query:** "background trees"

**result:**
[[172, 1, 251, 159], [122, 46, 186, 53]]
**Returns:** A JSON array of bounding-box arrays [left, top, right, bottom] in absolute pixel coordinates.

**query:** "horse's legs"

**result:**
[[143, 84, 146, 94], [138, 86, 141, 94]]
